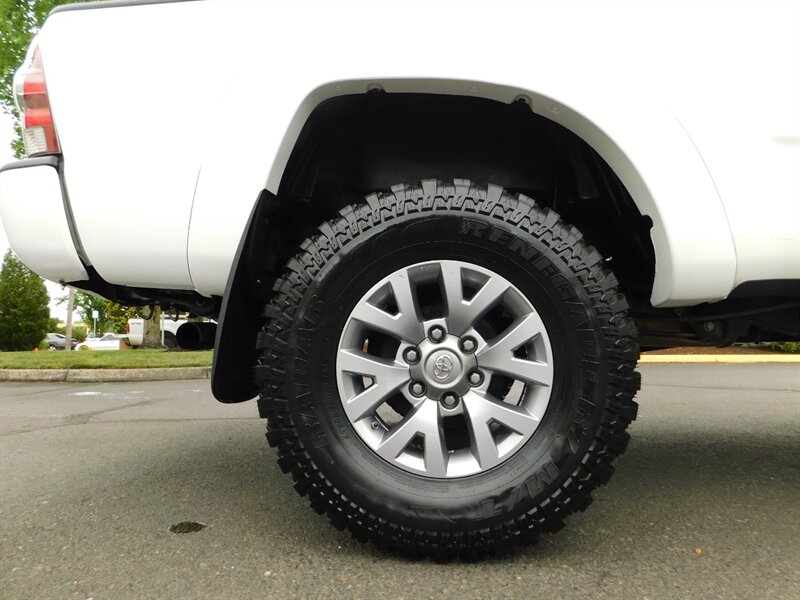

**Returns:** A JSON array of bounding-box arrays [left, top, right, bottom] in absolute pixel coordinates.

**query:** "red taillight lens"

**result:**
[[14, 45, 60, 157]]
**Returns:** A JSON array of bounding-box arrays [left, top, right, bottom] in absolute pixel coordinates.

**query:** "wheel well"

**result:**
[[211, 93, 659, 403], [270, 92, 655, 306]]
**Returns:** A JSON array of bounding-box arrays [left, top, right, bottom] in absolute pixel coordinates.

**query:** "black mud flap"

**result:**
[[211, 190, 278, 403]]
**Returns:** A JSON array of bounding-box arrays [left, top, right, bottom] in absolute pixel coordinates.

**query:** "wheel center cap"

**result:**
[[426, 350, 461, 384], [409, 334, 478, 399], [433, 354, 454, 380]]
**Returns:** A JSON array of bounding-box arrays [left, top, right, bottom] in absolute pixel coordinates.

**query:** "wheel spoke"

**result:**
[[445, 272, 509, 336], [463, 390, 539, 468], [337, 350, 410, 420], [338, 349, 409, 382], [462, 391, 500, 468], [494, 358, 553, 387], [388, 271, 425, 337], [377, 401, 447, 477], [342, 376, 408, 422], [477, 313, 553, 387], [440, 261, 464, 320], [350, 271, 425, 343]]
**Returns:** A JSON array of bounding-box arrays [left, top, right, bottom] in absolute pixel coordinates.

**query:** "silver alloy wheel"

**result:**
[[336, 260, 553, 478]]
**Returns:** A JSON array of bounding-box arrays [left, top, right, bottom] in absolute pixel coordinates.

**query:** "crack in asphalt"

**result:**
[[1, 386, 95, 399], [62, 399, 158, 425], [1, 416, 260, 436], [648, 383, 799, 392], [0, 398, 172, 436]]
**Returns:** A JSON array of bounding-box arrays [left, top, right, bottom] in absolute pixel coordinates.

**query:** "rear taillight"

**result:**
[[13, 45, 60, 157]]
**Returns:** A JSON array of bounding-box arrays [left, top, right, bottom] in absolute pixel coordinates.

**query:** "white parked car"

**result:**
[[74, 333, 125, 352], [0, 0, 797, 557]]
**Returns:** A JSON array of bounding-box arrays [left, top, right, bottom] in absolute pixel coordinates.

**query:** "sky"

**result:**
[[1, 111, 69, 321]]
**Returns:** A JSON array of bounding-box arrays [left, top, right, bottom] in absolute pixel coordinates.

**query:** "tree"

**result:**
[[105, 301, 138, 334], [141, 306, 164, 349], [0, 0, 87, 157], [56, 291, 140, 335], [47, 313, 86, 342], [70, 291, 109, 335], [0, 249, 50, 350]]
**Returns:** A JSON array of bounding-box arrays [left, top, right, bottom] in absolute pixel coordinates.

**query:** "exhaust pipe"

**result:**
[[176, 322, 217, 350]]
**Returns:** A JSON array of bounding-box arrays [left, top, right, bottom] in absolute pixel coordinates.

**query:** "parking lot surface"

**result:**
[[1, 364, 799, 599]]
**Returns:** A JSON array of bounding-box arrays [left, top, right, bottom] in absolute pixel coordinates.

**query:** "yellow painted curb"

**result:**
[[639, 354, 800, 363]]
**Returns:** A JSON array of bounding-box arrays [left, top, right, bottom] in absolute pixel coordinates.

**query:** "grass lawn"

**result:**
[[0, 349, 213, 369]]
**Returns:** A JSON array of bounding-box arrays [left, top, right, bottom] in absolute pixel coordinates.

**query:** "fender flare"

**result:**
[[263, 79, 736, 307]]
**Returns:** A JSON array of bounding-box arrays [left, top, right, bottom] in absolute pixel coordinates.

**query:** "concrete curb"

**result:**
[[639, 354, 800, 364], [0, 367, 211, 383], [0, 356, 797, 383]]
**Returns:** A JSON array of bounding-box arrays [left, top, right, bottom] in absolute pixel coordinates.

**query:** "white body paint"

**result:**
[[1, 0, 798, 307]]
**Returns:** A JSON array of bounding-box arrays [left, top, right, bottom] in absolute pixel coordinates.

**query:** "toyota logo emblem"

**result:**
[[433, 355, 454, 380]]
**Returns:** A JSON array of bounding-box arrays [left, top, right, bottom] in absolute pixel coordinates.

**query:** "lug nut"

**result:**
[[428, 326, 446, 342], [410, 381, 426, 397], [468, 370, 484, 386], [441, 393, 460, 409], [460, 337, 477, 353], [403, 347, 420, 364]]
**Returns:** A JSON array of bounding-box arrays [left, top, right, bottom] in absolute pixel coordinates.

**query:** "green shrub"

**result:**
[[768, 342, 800, 353]]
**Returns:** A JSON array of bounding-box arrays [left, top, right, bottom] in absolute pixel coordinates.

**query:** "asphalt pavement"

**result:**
[[1, 364, 798, 599]]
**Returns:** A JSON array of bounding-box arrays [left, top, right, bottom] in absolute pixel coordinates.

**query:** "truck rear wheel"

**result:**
[[255, 180, 639, 557]]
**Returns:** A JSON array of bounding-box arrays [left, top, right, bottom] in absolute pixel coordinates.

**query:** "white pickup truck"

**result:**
[[125, 318, 184, 349], [1, 0, 798, 557]]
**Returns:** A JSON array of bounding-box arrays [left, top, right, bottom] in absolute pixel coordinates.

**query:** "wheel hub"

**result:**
[[410, 335, 477, 400]]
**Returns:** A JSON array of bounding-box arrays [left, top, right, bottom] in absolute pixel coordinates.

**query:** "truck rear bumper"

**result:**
[[0, 156, 88, 283]]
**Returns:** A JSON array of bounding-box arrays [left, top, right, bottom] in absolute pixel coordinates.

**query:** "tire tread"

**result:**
[[256, 179, 640, 558]]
